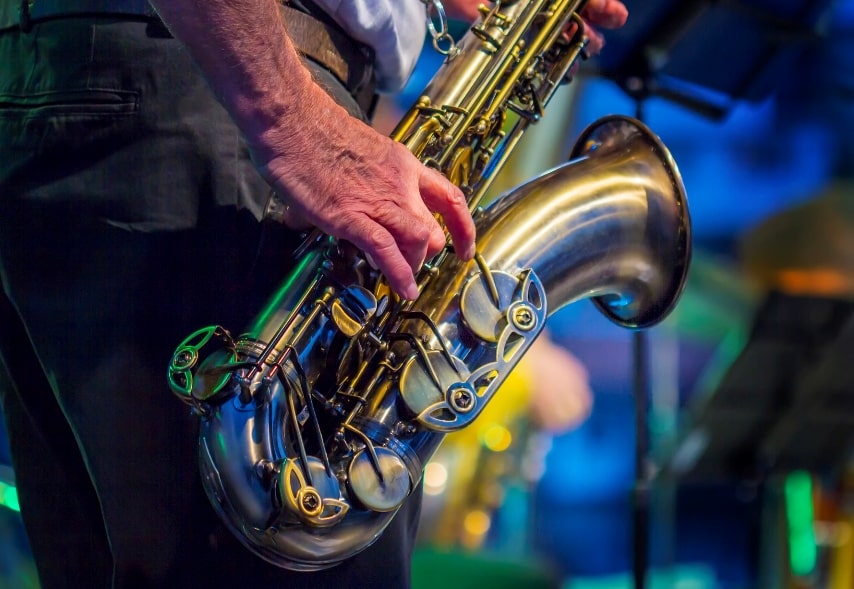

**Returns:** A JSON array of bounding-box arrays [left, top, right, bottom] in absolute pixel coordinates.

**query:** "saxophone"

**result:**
[[168, 0, 691, 571]]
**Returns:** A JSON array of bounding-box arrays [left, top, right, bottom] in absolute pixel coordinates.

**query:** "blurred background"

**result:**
[[2, 0, 854, 587]]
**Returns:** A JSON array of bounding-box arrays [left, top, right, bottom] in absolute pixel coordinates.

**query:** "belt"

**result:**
[[0, 0, 376, 112], [279, 2, 376, 110]]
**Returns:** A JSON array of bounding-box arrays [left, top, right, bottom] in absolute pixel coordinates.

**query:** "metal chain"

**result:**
[[421, 0, 460, 57]]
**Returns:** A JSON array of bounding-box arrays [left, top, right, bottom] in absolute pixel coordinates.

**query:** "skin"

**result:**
[[147, 0, 627, 299]]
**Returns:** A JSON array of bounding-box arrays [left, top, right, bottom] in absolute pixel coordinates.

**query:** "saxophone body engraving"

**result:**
[[168, 0, 691, 571]]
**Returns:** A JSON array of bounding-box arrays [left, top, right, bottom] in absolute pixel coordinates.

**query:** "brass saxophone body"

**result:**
[[168, 0, 691, 571]]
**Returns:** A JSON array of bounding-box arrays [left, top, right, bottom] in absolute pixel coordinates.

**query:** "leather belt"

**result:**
[[0, 0, 376, 112], [278, 2, 376, 110]]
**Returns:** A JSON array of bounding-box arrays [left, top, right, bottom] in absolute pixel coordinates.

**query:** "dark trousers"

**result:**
[[0, 16, 419, 589]]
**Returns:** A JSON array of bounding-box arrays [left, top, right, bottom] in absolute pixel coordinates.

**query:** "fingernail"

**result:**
[[365, 252, 379, 270], [404, 283, 420, 301]]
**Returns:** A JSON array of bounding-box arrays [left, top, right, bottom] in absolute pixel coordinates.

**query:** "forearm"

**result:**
[[148, 0, 317, 151]]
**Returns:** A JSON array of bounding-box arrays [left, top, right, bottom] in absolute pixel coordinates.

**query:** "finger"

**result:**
[[584, 23, 605, 57], [583, 0, 604, 14], [581, 0, 628, 29], [346, 217, 420, 300], [422, 209, 451, 261], [397, 217, 433, 274], [417, 166, 477, 260], [367, 197, 445, 270]]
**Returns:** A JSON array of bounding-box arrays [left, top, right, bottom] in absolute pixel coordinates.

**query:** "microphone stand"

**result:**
[[631, 329, 650, 589], [629, 86, 651, 589]]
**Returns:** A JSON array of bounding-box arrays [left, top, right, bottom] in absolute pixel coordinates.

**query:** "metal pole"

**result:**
[[631, 95, 650, 589], [632, 330, 650, 589]]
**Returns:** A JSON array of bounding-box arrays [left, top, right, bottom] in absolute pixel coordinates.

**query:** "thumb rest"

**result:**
[[167, 0, 692, 571]]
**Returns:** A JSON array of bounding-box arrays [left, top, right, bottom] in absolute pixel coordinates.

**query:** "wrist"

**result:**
[[229, 62, 315, 155]]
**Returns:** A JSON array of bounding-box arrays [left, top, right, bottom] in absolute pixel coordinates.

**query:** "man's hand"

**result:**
[[438, 0, 629, 59], [440, 0, 483, 22], [582, 0, 629, 28], [255, 88, 476, 301], [579, 0, 628, 57]]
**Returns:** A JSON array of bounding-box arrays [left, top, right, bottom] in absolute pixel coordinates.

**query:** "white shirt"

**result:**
[[311, 0, 426, 92]]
